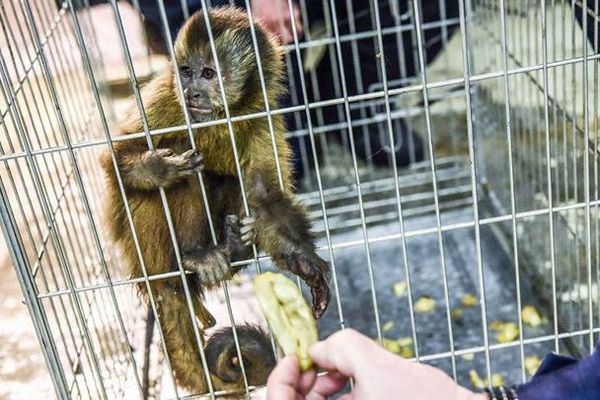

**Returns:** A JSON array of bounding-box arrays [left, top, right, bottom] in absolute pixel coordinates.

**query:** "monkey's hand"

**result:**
[[138, 148, 203, 188], [154, 148, 203, 186], [182, 246, 232, 289], [247, 172, 331, 318], [273, 248, 330, 319], [224, 214, 256, 262]]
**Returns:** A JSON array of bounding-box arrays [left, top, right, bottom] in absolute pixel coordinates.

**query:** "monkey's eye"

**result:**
[[180, 65, 193, 78], [201, 67, 216, 80]]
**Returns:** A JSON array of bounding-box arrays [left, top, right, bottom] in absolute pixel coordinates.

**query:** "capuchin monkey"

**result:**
[[100, 7, 330, 395]]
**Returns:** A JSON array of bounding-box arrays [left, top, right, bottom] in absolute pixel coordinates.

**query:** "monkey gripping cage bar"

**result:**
[[0, 0, 599, 398]]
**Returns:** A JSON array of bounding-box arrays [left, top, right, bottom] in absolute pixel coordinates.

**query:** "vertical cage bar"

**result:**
[[22, 1, 146, 396], [371, 0, 420, 359], [0, 49, 107, 399], [284, 0, 348, 333], [411, 0, 457, 379], [457, 0, 492, 383], [540, 0, 560, 353], [579, 0, 594, 352], [68, 1, 185, 396], [15, 1, 133, 385], [498, 0, 527, 383], [593, 0, 600, 339], [0, 181, 70, 399], [324, 0, 383, 343]]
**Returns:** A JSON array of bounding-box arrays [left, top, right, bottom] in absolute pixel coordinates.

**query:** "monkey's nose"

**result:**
[[184, 88, 202, 101]]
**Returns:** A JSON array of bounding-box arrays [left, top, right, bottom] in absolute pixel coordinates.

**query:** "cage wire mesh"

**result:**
[[0, 0, 599, 398]]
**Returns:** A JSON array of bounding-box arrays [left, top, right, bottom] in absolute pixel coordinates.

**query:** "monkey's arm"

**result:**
[[247, 172, 330, 318], [102, 139, 202, 191]]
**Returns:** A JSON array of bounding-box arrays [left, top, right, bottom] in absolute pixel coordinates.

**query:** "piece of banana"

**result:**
[[254, 272, 318, 371]]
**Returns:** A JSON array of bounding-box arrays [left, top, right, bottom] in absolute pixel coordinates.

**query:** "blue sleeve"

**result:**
[[516, 343, 600, 400]]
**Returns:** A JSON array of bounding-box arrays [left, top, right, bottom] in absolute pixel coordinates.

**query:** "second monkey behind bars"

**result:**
[[100, 6, 330, 395]]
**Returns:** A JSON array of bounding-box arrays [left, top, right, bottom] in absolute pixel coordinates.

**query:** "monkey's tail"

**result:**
[[142, 307, 155, 399], [150, 283, 275, 394]]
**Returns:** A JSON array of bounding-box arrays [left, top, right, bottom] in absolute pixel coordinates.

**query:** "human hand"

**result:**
[[267, 329, 487, 400], [250, 0, 303, 43]]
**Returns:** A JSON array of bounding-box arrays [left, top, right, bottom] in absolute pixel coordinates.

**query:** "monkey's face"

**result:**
[[174, 9, 282, 122], [178, 57, 221, 123]]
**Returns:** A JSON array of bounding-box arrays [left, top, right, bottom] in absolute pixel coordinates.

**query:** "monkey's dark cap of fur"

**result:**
[[174, 7, 278, 68], [173, 7, 284, 112]]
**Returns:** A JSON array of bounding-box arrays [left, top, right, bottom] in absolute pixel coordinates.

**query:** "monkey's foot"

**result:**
[[276, 251, 331, 319], [183, 247, 232, 289], [224, 214, 256, 261]]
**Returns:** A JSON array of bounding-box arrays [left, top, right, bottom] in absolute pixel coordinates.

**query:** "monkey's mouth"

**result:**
[[187, 105, 213, 115]]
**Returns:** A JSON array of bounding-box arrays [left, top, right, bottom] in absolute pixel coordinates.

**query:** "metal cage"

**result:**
[[0, 0, 598, 398]]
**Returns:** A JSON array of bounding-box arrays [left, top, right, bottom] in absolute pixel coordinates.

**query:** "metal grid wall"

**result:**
[[0, 0, 146, 398], [0, 0, 598, 399], [472, 0, 600, 344]]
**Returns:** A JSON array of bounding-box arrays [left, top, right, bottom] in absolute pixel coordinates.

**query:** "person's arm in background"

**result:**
[[514, 343, 600, 400], [248, 0, 303, 44]]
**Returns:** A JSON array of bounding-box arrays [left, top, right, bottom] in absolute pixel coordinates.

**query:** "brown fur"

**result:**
[[100, 7, 329, 395]]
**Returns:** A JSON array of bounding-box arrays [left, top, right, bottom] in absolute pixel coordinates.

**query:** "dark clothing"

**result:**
[[574, 0, 599, 52], [516, 343, 600, 400], [282, 1, 457, 172]]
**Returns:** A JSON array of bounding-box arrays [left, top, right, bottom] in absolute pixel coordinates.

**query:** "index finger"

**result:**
[[308, 329, 378, 377]]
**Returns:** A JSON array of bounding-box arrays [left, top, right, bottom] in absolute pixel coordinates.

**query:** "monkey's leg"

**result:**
[[248, 175, 331, 318], [115, 146, 203, 190], [150, 282, 211, 393]]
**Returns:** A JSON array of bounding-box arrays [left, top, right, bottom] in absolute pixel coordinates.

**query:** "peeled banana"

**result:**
[[254, 272, 318, 371]]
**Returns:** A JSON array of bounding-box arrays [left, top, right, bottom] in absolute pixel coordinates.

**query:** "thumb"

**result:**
[[309, 329, 374, 378]]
